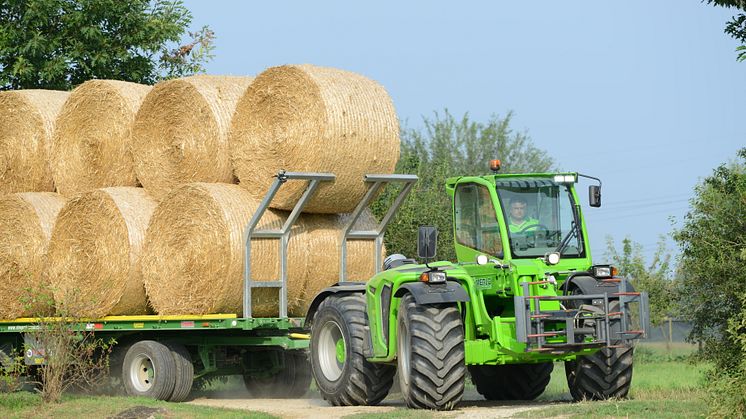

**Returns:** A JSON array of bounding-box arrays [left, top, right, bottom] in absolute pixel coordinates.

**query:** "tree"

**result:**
[[372, 110, 555, 262], [707, 0, 746, 61], [0, 0, 214, 90], [604, 236, 675, 326], [673, 148, 746, 372]]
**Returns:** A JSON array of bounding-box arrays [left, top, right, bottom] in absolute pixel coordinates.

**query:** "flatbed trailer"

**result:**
[[0, 172, 417, 401]]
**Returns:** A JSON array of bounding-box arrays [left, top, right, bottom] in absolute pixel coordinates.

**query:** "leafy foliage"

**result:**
[[372, 110, 555, 262], [0, 0, 214, 90], [706, 0, 746, 61], [673, 148, 746, 370], [604, 236, 675, 325]]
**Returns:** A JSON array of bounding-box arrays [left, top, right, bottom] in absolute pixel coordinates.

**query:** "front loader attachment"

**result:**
[[514, 277, 649, 353]]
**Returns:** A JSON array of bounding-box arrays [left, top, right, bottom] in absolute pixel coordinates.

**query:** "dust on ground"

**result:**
[[188, 391, 565, 419]]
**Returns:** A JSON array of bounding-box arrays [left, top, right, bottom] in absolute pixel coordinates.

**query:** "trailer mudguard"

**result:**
[[304, 282, 366, 328], [393, 281, 469, 305]]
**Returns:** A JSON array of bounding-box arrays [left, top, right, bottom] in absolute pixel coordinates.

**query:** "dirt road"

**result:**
[[189, 390, 562, 418]]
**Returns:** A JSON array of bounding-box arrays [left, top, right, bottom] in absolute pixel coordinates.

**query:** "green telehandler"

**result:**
[[305, 161, 649, 410]]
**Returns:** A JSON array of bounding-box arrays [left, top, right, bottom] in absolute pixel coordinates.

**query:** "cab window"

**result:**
[[454, 184, 503, 256]]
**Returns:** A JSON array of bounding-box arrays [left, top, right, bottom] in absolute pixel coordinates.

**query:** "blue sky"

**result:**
[[182, 0, 744, 264]]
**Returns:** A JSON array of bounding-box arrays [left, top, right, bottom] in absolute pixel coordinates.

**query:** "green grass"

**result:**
[[0, 392, 275, 419], [522, 342, 708, 418]]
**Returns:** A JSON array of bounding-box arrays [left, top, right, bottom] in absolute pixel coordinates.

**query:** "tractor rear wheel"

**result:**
[[468, 362, 553, 400], [397, 293, 465, 410], [564, 295, 634, 400], [310, 293, 395, 406], [244, 350, 311, 398]]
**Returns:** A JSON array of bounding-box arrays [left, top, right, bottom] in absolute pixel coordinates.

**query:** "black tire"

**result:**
[[397, 293, 465, 410], [244, 350, 312, 398], [310, 293, 395, 406], [121, 340, 176, 400], [164, 342, 194, 402], [468, 362, 553, 400], [564, 294, 635, 400]]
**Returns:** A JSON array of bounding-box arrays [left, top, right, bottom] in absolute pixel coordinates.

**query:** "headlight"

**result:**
[[420, 270, 447, 284], [553, 174, 577, 183], [544, 252, 561, 265], [591, 265, 618, 278], [476, 254, 488, 265]]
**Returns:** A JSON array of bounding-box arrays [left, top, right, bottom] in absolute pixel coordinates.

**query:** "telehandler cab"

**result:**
[[306, 161, 649, 410]]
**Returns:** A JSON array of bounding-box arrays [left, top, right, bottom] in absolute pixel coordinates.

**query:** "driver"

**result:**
[[508, 197, 539, 234]]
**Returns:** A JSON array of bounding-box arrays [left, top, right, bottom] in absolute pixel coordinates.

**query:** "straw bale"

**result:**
[[132, 75, 254, 199], [51, 80, 151, 196], [229, 64, 400, 213], [141, 183, 307, 316], [0, 90, 69, 193], [296, 210, 382, 314], [45, 187, 156, 317], [0, 192, 66, 318]]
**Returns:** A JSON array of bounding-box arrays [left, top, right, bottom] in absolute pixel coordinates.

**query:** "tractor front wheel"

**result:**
[[310, 293, 395, 406], [397, 293, 465, 410], [564, 296, 634, 400]]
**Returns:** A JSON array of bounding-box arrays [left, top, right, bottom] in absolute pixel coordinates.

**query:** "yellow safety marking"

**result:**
[[289, 333, 311, 340], [1, 313, 237, 323]]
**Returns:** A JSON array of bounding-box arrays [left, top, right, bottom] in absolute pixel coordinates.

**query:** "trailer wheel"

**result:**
[[310, 293, 395, 406], [564, 295, 634, 400], [397, 293, 465, 410], [122, 340, 176, 401], [468, 362, 553, 400], [165, 342, 194, 402], [244, 350, 312, 398]]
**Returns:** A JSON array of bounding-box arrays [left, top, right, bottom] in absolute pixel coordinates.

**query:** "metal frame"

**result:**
[[339, 174, 418, 282], [513, 277, 649, 353], [243, 171, 335, 318]]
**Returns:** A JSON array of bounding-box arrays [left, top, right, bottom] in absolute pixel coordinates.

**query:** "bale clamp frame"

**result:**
[[513, 276, 650, 353], [242, 171, 418, 318]]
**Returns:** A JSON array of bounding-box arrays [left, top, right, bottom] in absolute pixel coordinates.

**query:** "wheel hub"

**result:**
[[317, 320, 345, 381], [130, 353, 154, 392]]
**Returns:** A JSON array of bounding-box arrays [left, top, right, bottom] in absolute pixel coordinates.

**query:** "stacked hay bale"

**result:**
[[229, 64, 400, 213], [0, 64, 400, 319], [0, 193, 66, 318], [132, 75, 254, 199], [141, 183, 383, 317], [51, 80, 152, 196], [0, 90, 69, 193], [44, 187, 156, 317]]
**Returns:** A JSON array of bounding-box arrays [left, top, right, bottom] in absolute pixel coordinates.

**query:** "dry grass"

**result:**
[[45, 187, 156, 317], [132, 75, 253, 199], [0, 90, 69, 193], [51, 80, 151, 196], [229, 64, 400, 213], [0, 192, 66, 318]]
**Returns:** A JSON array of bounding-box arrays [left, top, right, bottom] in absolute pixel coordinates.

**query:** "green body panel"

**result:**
[[367, 172, 603, 365]]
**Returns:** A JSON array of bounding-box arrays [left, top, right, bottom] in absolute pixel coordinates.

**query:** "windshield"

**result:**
[[495, 178, 585, 259]]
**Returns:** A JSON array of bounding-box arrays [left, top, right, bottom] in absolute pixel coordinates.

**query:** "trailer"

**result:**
[[0, 171, 417, 401]]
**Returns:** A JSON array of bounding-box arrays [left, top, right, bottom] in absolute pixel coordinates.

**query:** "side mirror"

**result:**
[[417, 226, 438, 260], [589, 185, 601, 207]]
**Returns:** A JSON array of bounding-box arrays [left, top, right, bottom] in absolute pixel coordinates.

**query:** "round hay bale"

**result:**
[[0, 192, 66, 318], [229, 64, 400, 213], [0, 90, 69, 193], [51, 80, 152, 196], [297, 210, 382, 314], [45, 187, 156, 317], [132, 75, 254, 199], [141, 183, 312, 316]]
